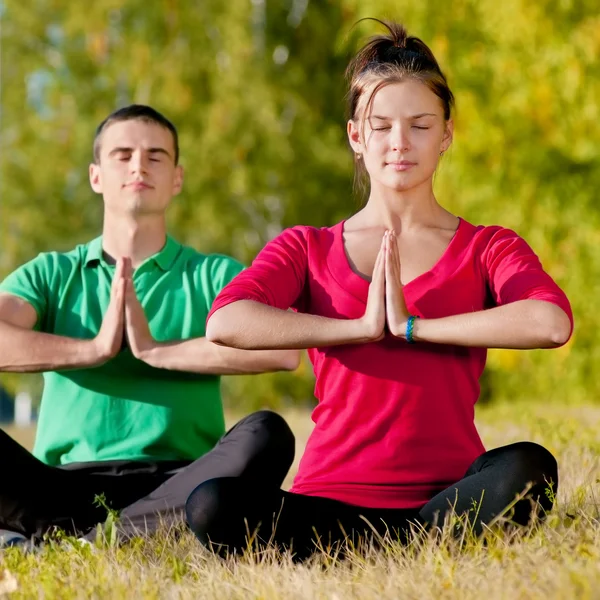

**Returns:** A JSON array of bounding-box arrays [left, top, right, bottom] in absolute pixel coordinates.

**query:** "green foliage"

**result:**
[[92, 493, 122, 548], [1, 0, 598, 408]]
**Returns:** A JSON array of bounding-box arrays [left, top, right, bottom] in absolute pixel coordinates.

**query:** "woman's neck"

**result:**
[[357, 179, 455, 232]]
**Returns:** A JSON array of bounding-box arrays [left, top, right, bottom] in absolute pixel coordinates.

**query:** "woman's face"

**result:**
[[348, 79, 453, 193]]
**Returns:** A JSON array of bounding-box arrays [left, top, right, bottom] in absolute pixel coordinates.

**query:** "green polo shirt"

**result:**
[[0, 235, 245, 466]]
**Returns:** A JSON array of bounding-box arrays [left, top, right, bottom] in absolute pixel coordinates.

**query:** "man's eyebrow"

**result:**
[[108, 147, 172, 158], [148, 148, 172, 158], [108, 147, 134, 156]]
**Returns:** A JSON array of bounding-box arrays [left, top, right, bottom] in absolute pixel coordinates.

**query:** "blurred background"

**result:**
[[1, 0, 599, 425]]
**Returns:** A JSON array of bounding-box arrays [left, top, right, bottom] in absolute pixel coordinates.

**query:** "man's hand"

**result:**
[[92, 258, 126, 364], [124, 261, 157, 360], [385, 230, 410, 338], [358, 232, 387, 342]]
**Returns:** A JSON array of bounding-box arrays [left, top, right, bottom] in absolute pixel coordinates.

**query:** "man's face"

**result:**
[[89, 119, 183, 217]]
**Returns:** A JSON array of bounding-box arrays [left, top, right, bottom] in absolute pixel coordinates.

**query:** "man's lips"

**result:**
[[126, 181, 153, 190]]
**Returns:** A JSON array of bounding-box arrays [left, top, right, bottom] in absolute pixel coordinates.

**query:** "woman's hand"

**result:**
[[385, 230, 410, 339], [358, 232, 387, 342]]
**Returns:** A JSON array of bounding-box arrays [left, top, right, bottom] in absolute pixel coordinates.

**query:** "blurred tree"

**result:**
[[1, 0, 598, 409]]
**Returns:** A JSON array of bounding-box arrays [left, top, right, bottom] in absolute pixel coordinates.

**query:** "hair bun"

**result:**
[[385, 20, 409, 49], [345, 18, 454, 120], [346, 18, 440, 82]]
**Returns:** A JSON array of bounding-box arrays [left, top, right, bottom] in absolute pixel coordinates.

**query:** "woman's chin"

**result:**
[[377, 171, 433, 193], [381, 177, 420, 193]]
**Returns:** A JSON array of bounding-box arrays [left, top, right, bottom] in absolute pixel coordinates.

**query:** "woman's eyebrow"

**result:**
[[369, 113, 437, 120]]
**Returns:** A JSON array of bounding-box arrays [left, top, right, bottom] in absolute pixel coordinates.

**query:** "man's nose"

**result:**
[[130, 152, 148, 175]]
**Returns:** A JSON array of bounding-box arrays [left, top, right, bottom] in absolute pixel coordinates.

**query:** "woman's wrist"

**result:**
[[405, 315, 420, 344], [390, 315, 421, 342], [353, 317, 384, 344]]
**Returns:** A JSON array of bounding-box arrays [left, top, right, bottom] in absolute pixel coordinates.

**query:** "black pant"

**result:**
[[186, 428, 558, 560], [0, 410, 294, 541]]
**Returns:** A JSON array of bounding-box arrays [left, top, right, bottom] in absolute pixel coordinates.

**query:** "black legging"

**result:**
[[0, 410, 294, 541], [185, 423, 558, 560]]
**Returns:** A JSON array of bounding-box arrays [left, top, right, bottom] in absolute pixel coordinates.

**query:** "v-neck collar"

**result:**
[[329, 217, 467, 304]]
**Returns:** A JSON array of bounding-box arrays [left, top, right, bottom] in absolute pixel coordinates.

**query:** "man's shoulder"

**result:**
[[0, 240, 97, 309], [41, 241, 90, 261], [172, 245, 245, 302], [176, 243, 246, 273], [11, 240, 93, 276]]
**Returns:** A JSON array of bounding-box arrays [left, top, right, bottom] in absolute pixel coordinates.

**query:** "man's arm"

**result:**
[[0, 294, 101, 372], [123, 276, 301, 374], [0, 259, 128, 373]]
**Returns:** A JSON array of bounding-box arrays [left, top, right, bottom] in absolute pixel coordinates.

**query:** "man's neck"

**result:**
[[101, 215, 168, 268]]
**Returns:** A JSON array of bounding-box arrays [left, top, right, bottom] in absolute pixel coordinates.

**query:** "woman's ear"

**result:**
[[441, 119, 454, 154], [347, 119, 363, 156]]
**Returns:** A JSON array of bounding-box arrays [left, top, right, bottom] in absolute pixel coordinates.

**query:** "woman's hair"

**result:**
[[346, 19, 454, 196]]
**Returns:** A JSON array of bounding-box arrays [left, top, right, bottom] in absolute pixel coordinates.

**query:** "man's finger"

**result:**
[[110, 259, 123, 299], [115, 279, 126, 323], [116, 278, 126, 302], [124, 279, 138, 313], [122, 257, 133, 279]]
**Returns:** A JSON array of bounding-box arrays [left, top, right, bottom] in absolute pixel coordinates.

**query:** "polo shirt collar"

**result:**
[[152, 235, 181, 271], [84, 235, 181, 271], [84, 237, 104, 266]]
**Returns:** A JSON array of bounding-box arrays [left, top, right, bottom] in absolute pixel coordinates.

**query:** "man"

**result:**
[[0, 105, 299, 544]]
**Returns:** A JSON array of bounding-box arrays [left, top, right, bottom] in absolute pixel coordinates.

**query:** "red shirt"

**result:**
[[208, 218, 573, 509]]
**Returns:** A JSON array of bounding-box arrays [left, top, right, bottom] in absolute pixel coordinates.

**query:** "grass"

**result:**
[[2, 402, 600, 599]]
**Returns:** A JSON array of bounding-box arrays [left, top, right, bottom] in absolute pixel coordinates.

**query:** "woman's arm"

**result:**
[[206, 300, 378, 349], [409, 299, 571, 348], [206, 228, 388, 350], [384, 228, 573, 349]]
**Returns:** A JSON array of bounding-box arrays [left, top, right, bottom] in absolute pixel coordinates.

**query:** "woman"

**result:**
[[185, 20, 573, 559]]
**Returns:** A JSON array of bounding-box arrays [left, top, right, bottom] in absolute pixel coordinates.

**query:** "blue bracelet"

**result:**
[[406, 315, 419, 344]]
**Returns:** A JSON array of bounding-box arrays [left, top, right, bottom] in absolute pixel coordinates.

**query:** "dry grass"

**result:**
[[2, 402, 600, 599]]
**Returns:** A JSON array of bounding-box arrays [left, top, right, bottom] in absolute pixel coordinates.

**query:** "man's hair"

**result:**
[[93, 104, 180, 164]]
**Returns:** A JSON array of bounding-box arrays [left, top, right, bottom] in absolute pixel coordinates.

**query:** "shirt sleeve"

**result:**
[[0, 254, 51, 330], [206, 226, 309, 323], [201, 254, 247, 313], [483, 227, 574, 339]]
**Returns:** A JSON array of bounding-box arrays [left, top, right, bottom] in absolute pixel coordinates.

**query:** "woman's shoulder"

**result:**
[[269, 221, 343, 247], [459, 218, 531, 249], [455, 218, 546, 278]]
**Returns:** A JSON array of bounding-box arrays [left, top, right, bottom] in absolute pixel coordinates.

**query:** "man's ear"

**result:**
[[89, 163, 102, 194], [172, 164, 184, 196]]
